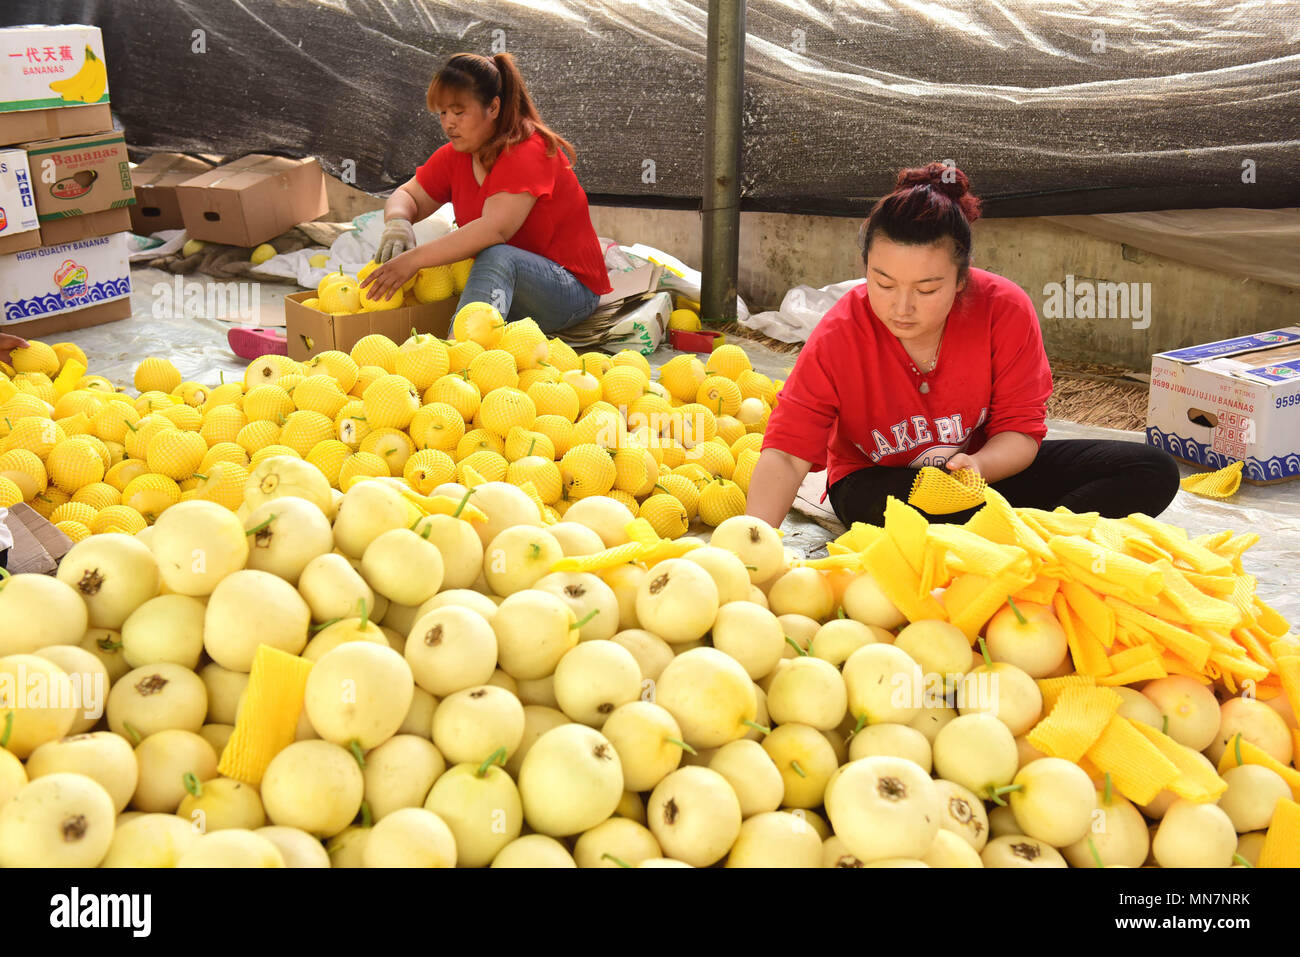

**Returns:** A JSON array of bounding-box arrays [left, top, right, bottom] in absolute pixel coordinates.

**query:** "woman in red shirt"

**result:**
[[361, 53, 612, 331], [747, 162, 1180, 529]]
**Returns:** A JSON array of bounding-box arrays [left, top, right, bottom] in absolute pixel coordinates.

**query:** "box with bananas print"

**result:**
[[0, 25, 112, 147]]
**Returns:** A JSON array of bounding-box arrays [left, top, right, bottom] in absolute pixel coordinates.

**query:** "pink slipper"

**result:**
[[227, 326, 287, 360]]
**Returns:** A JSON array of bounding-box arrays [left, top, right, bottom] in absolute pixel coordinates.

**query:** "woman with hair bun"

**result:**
[[362, 52, 612, 331], [747, 162, 1180, 528]]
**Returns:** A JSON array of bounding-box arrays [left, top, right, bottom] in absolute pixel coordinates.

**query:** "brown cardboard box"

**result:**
[[38, 206, 132, 245], [284, 291, 454, 361], [21, 130, 134, 228], [0, 104, 112, 150], [130, 152, 217, 233], [177, 154, 329, 248], [0, 227, 40, 255], [1, 503, 74, 576]]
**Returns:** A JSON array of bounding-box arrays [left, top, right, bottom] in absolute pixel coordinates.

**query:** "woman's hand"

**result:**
[[945, 452, 981, 476], [359, 250, 420, 304], [0, 333, 30, 366]]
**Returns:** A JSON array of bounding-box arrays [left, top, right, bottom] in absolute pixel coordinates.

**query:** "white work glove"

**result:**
[[377, 217, 416, 263]]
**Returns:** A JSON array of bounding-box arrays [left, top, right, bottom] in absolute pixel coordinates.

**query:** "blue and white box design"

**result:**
[[1147, 327, 1300, 483], [1, 230, 130, 325]]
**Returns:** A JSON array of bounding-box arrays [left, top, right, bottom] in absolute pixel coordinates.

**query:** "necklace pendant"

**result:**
[[919, 381, 930, 394]]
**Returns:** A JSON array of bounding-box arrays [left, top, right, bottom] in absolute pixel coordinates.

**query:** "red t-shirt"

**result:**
[[415, 131, 613, 296], [762, 268, 1054, 497]]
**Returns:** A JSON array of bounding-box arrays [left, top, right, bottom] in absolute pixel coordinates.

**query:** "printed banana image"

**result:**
[[48, 46, 107, 103]]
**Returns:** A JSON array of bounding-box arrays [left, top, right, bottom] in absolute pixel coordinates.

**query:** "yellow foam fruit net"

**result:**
[[549, 517, 702, 573], [218, 645, 314, 786], [907, 465, 987, 514], [797, 488, 1295, 694], [1179, 458, 1243, 499]]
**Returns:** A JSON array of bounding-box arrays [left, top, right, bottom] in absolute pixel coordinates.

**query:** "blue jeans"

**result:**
[[457, 243, 601, 334]]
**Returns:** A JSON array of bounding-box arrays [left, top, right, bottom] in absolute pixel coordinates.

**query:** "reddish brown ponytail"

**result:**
[[428, 52, 577, 172], [860, 162, 982, 281]]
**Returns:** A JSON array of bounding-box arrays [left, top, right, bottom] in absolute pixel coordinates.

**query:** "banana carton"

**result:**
[[0, 230, 131, 337], [18, 128, 134, 244], [0, 147, 40, 255], [1147, 327, 1300, 484], [0, 25, 112, 147]]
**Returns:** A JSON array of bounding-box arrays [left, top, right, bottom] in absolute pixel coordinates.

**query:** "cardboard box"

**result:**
[[0, 25, 112, 147], [177, 154, 329, 247], [130, 152, 216, 233], [1, 230, 131, 334], [0, 147, 40, 254], [284, 291, 454, 361], [599, 261, 664, 307], [0, 503, 73, 576], [22, 129, 133, 224], [1147, 327, 1300, 484], [38, 206, 132, 245]]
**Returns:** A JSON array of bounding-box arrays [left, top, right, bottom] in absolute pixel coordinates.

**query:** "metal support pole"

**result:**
[[701, 0, 744, 324]]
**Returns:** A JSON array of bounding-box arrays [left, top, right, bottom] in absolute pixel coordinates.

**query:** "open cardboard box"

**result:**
[[284, 291, 455, 361], [1147, 326, 1300, 484]]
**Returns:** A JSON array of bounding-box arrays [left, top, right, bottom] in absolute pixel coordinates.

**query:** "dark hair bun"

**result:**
[[894, 162, 981, 222]]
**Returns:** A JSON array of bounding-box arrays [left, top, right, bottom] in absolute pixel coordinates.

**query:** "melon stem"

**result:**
[[348, 739, 366, 770], [571, 608, 599, 629], [1233, 853, 1253, 868], [1234, 732, 1243, 767], [309, 617, 341, 633], [602, 853, 632, 869], [783, 635, 808, 657], [790, 760, 807, 778], [985, 783, 1022, 806], [122, 721, 142, 745], [1087, 836, 1104, 869], [742, 719, 770, 735], [978, 637, 992, 667], [665, 737, 697, 755], [1006, 596, 1028, 626], [476, 747, 507, 777], [183, 772, 202, 798], [359, 800, 373, 828], [0, 711, 11, 749], [452, 487, 474, 518], [245, 513, 276, 536]]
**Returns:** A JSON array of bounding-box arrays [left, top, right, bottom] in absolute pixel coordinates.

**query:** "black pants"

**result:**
[[828, 439, 1182, 527]]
